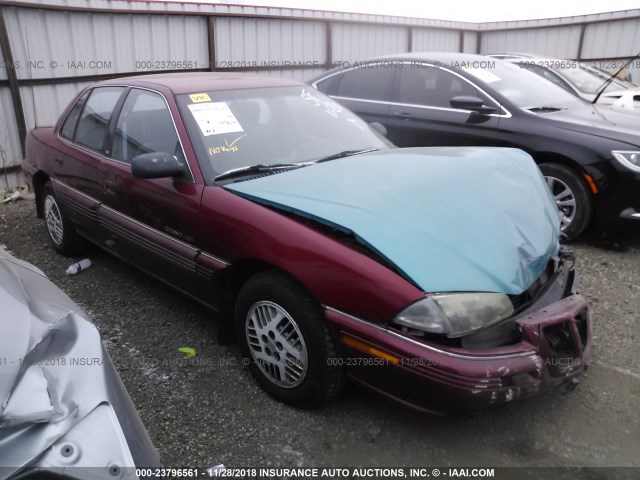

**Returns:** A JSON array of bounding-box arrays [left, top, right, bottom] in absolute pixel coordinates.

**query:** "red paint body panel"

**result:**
[[328, 295, 591, 412], [199, 186, 424, 323]]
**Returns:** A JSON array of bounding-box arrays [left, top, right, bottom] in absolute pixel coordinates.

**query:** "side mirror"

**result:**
[[450, 96, 498, 115], [369, 122, 388, 137], [131, 152, 182, 179]]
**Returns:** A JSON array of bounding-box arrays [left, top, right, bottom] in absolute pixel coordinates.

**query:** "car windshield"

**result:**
[[177, 86, 391, 182], [582, 65, 638, 89], [553, 66, 623, 94], [462, 61, 584, 110]]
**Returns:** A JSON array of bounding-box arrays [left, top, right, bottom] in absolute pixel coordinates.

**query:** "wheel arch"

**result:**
[[32, 170, 51, 218], [218, 258, 316, 320], [529, 151, 597, 194]]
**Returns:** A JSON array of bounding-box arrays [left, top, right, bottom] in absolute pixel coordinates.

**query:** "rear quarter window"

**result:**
[[60, 90, 90, 141], [335, 65, 394, 101]]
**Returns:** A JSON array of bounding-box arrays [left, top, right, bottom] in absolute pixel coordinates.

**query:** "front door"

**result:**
[[384, 64, 503, 147], [99, 87, 204, 296]]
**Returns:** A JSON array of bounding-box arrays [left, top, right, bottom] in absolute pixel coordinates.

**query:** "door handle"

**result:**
[[53, 158, 64, 166], [393, 112, 414, 119], [103, 180, 116, 195]]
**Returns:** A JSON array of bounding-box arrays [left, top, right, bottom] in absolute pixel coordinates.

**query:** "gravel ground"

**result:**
[[1, 198, 639, 474]]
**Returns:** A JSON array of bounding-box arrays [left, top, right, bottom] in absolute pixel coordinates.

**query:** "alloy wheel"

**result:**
[[44, 195, 64, 246], [545, 175, 576, 231], [245, 301, 308, 388]]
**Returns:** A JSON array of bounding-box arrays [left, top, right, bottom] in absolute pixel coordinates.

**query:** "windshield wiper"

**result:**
[[527, 107, 564, 113], [214, 163, 303, 182], [313, 148, 379, 164], [593, 49, 640, 105]]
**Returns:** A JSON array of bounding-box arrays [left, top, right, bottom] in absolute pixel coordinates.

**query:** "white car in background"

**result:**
[[488, 53, 640, 111]]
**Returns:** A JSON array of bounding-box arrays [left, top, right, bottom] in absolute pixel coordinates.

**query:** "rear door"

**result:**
[[384, 63, 503, 147], [53, 86, 127, 240]]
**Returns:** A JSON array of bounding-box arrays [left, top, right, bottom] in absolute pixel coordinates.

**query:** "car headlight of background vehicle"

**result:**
[[612, 151, 640, 173], [391, 293, 514, 338]]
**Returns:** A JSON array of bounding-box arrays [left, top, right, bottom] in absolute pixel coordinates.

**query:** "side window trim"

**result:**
[[321, 62, 510, 118], [70, 91, 87, 142], [104, 86, 131, 157], [106, 86, 195, 183]]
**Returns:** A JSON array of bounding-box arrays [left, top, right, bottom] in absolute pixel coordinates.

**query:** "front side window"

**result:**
[[74, 87, 125, 152], [393, 66, 483, 109], [111, 89, 185, 165]]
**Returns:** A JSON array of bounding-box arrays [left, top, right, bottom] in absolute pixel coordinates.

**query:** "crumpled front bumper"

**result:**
[[327, 293, 591, 413]]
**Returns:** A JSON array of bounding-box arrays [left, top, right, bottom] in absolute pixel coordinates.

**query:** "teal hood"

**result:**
[[224, 147, 560, 295]]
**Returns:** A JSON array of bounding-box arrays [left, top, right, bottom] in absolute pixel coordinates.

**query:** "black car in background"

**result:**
[[310, 53, 640, 239]]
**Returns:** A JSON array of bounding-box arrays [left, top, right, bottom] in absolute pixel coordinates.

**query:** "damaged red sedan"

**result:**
[[23, 73, 591, 412]]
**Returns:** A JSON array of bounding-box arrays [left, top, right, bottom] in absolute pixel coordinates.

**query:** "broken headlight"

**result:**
[[391, 293, 514, 338]]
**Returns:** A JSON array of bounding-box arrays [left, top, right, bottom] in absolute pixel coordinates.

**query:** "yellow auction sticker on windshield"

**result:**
[[189, 93, 212, 103]]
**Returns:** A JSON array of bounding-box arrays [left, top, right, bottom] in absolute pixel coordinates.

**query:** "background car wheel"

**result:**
[[235, 270, 346, 407], [43, 182, 86, 256], [539, 163, 593, 240]]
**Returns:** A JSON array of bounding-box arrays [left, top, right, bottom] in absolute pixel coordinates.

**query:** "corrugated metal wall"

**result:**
[[332, 24, 409, 62], [216, 17, 326, 66], [1, 0, 639, 189], [4, 7, 209, 81], [582, 18, 640, 59], [480, 26, 583, 59], [413, 29, 460, 52]]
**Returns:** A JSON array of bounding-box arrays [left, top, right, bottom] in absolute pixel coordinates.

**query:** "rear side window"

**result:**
[[335, 65, 394, 101], [111, 88, 185, 164], [314, 74, 340, 96], [74, 87, 125, 152], [60, 90, 90, 140]]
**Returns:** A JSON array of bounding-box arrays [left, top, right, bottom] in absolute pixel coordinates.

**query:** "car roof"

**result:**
[[307, 52, 507, 84], [97, 72, 303, 94], [367, 52, 501, 64]]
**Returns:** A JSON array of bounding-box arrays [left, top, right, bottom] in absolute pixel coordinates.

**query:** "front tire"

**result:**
[[539, 163, 593, 240], [42, 182, 86, 256], [235, 270, 345, 407]]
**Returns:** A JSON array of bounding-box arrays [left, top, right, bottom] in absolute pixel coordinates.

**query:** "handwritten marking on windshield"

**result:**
[[208, 134, 247, 156]]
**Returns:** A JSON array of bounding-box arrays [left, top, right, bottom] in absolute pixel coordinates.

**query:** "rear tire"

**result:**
[[42, 182, 86, 256], [539, 163, 593, 241], [235, 270, 345, 408]]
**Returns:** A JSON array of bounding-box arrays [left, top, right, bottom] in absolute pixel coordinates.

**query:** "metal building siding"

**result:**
[[215, 17, 325, 65], [481, 8, 640, 31], [20, 82, 93, 129], [582, 19, 640, 59], [332, 23, 409, 63], [0, 88, 23, 168], [411, 28, 460, 52], [0, 43, 6, 80], [463, 31, 477, 54], [3, 6, 209, 79], [480, 26, 582, 58]]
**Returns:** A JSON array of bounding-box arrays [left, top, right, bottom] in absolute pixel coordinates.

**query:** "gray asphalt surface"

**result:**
[[1, 198, 639, 474]]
